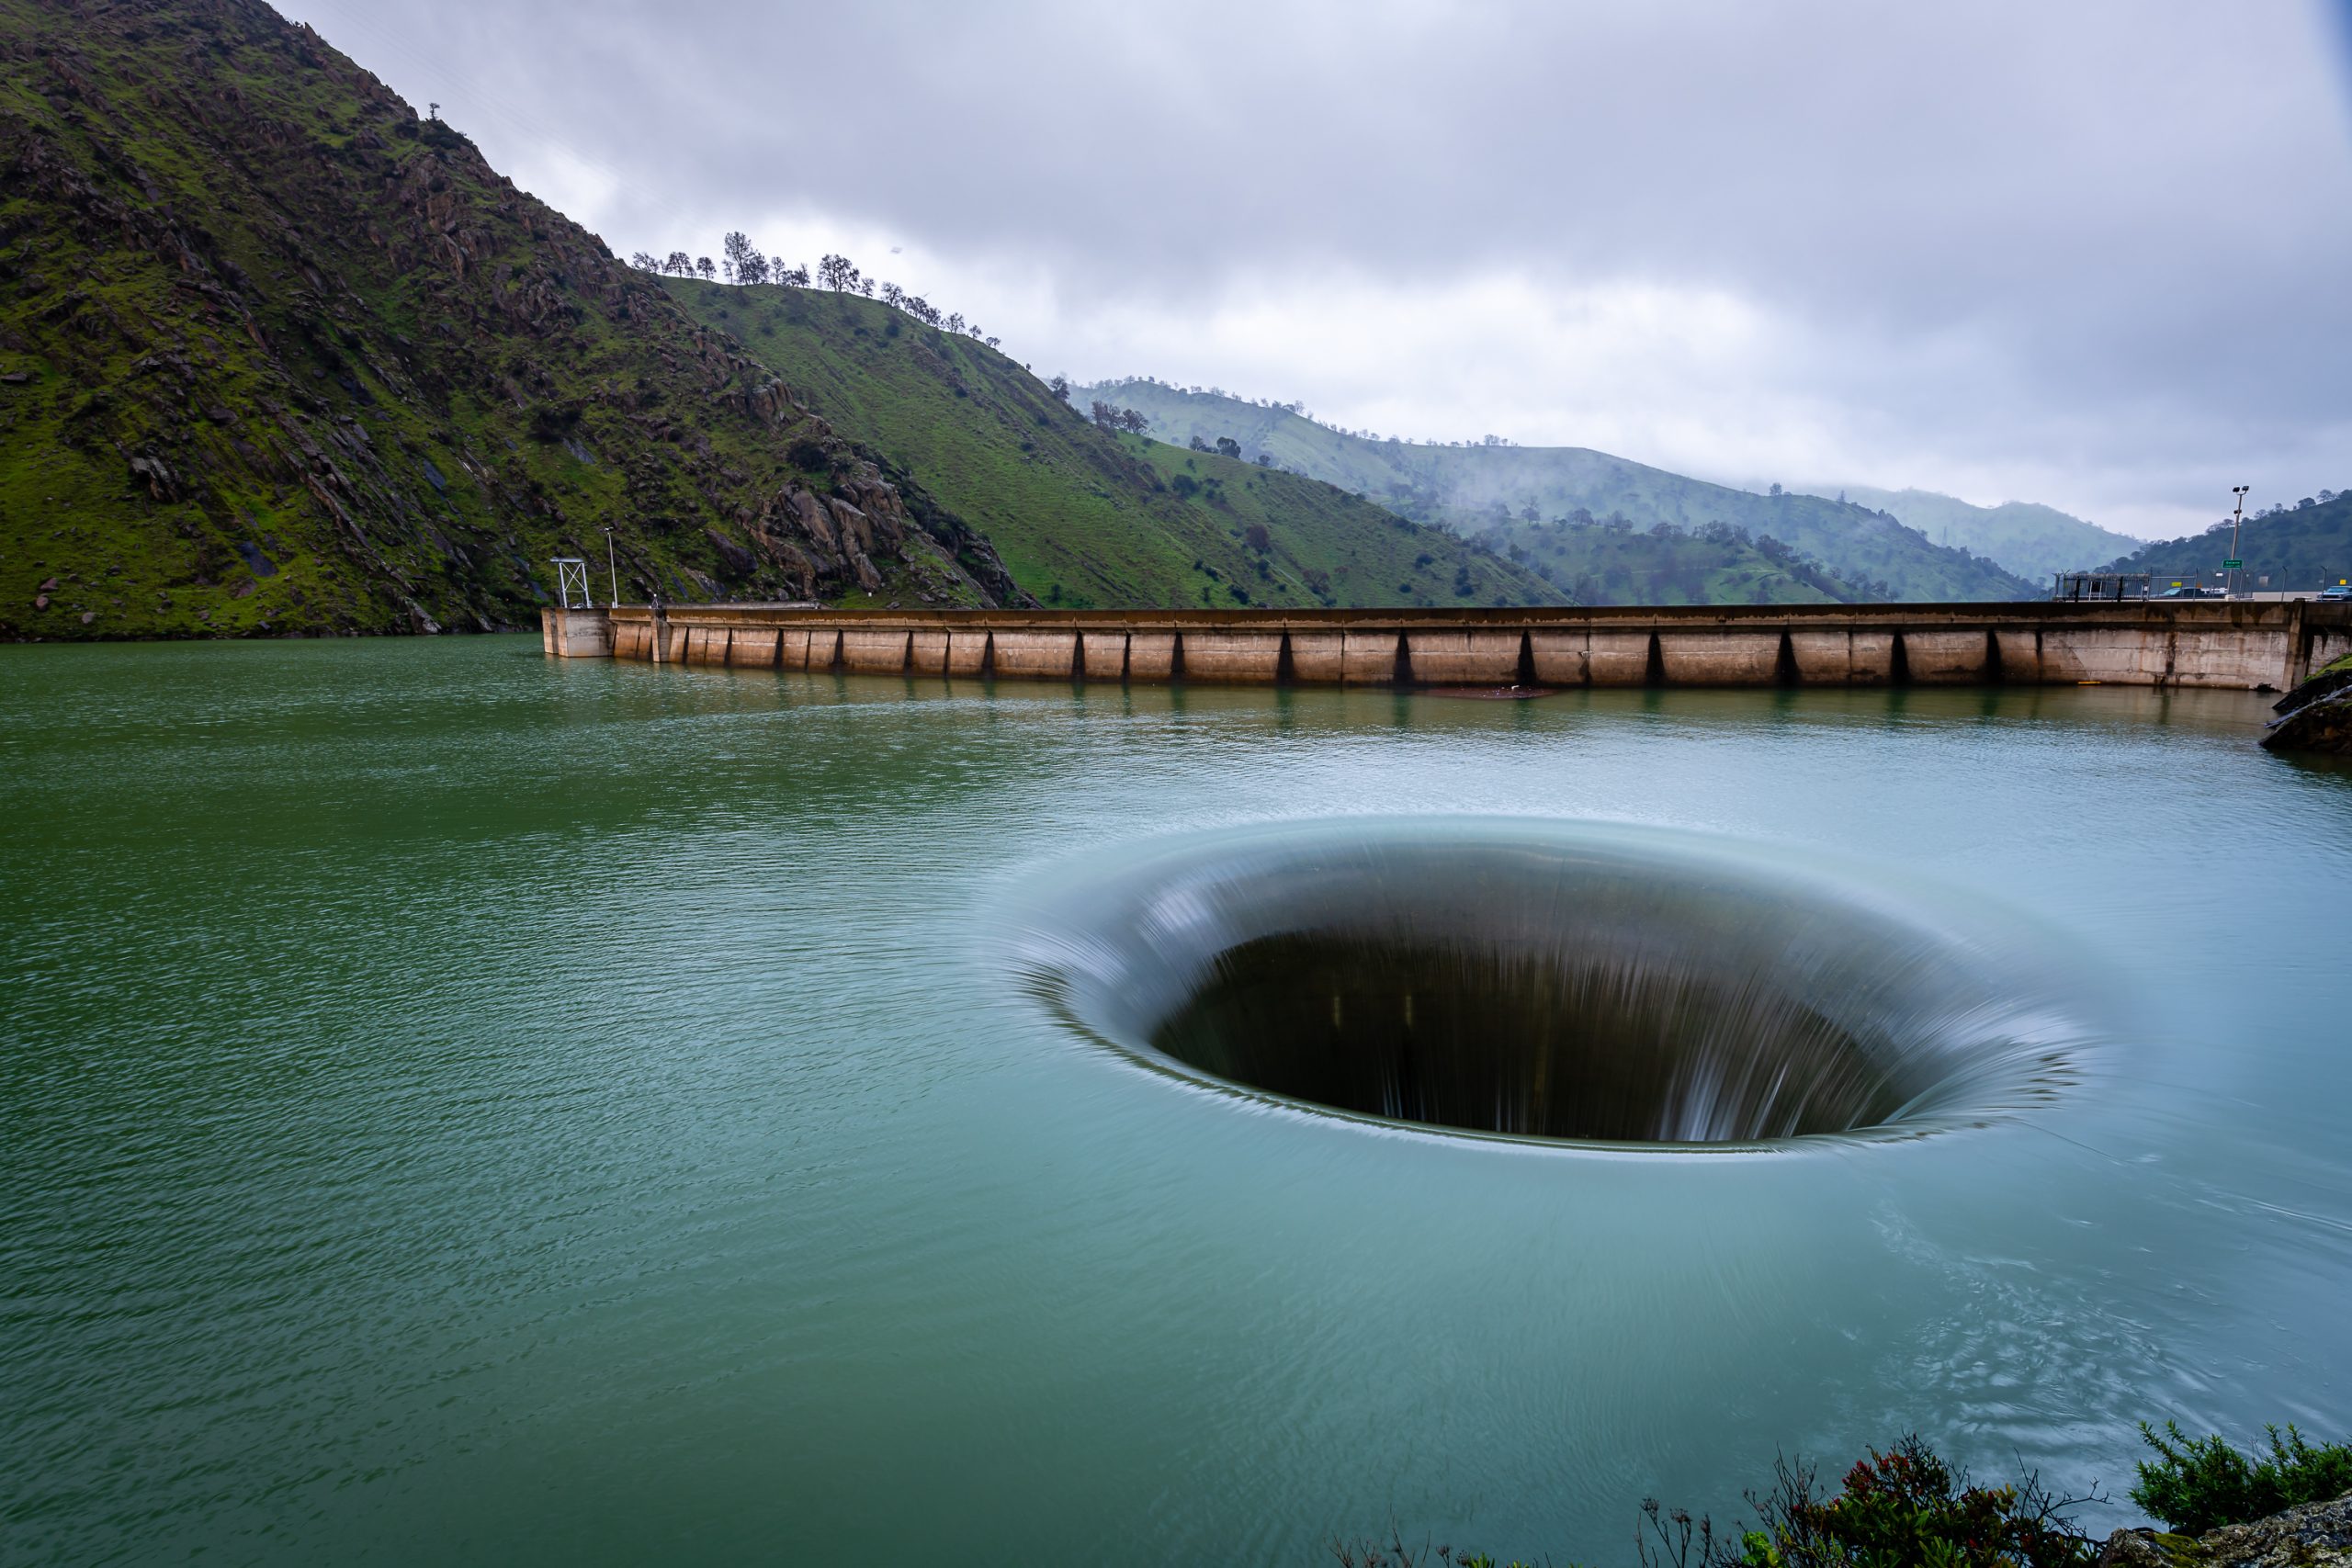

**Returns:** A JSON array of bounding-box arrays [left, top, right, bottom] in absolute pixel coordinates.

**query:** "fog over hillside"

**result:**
[[272, 0, 2352, 540]]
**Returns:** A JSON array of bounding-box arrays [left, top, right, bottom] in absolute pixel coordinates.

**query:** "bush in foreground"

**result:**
[[1336, 1435, 2100, 1568], [2129, 1421, 2352, 1537], [1339, 1421, 2352, 1566]]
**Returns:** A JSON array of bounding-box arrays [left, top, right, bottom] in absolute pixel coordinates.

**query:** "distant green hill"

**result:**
[[1485, 517, 1860, 606], [2097, 491, 2352, 592], [1079, 379, 2039, 603], [1804, 484, 2142, 582], [669, 283, 1555, 610]]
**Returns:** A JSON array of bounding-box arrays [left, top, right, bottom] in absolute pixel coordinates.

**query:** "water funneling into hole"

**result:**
[[1013, 819, 2092, 1147]]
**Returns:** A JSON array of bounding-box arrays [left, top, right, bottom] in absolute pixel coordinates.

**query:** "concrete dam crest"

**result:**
[[542, 602, 2350, 692]]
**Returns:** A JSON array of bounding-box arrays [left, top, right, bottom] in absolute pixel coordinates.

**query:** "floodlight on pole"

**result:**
[[2227, 486, 2251, 599]]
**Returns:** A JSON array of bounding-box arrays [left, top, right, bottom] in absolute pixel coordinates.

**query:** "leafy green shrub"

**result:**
[[2129, 1421, 2352, 1536]]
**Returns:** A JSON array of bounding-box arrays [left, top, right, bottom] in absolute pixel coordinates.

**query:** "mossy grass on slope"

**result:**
[[668, 279, 1556, 611], [1080, 378, 2040, 604], [0, 0, 1018, 641]]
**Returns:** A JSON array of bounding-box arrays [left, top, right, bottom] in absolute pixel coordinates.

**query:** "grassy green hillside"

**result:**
[[668, 281, 1555, 610], [1080, 379, 2040, 603], [2097, 491, 2352, 592], [0, 0, 1020, 641], [1808, 484, 2142, 581]]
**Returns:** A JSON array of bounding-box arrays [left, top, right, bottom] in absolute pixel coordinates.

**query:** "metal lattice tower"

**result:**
[[550, 558, 591, 610]]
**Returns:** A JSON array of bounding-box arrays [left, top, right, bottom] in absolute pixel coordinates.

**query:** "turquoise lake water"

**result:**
[[3, 637, 2347, 1563]]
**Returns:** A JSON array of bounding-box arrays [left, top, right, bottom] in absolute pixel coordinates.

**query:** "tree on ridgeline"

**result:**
[[695, 256, 716, 282], [663, 250, 692, 276], [817, 254, 860, 291], [879, 281, 904, 308], [1047, 374, 1070, 400], [985, 335, 1001, 348], [723, 231, 770, 286], [944, 311, 966, 334], [629, 250, 657, 270], [1090, 400, 1120, 432], [1215, 436, 1240, 459], [1189, 435, 1212, 452], [1118, 408, 1148, 434]]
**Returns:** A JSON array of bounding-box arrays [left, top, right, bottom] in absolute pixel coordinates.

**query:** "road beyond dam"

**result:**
[[540, 600, 2350, 692]]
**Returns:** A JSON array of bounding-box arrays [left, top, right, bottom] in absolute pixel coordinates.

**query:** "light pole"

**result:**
[[603, 526, 619, 607], [2229, 485, 2249, 598]]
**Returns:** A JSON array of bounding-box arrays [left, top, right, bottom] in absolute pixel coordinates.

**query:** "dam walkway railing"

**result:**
[[541, 601, 2351, 693]]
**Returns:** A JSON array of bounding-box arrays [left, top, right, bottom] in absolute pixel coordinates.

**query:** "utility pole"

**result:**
[[603, 526, 619, 607], [2229, 485, 2250, 598]]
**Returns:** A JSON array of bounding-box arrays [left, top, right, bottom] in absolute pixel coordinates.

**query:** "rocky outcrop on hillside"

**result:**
[[2098, 1491, 2352, 1566], [0, 0, 1023, 638], [2260, 657, 2352, 756]]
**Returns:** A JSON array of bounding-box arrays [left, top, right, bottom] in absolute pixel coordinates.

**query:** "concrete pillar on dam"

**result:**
[[1178, 631, 1286, 683], [989, 630, 1079, 680], [1587, 631, 1654, 687], [1080, 631, 1128, 682], [1287, 632, 1347, 683], [1128, 633, 1179, 682], [729, 627, 779, 667], [842, 629, 912, 674], [1341, 631, 1403, 684], [1403, 631, 1522, 685], [945, 630, 990, 677], [1528, 632, 1589, 686], [1656, 630, 1782, 686], [1900, 629, 1995, 685]]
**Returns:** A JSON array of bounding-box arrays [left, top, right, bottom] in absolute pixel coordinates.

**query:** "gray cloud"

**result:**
[[277, 0, 2352, 535]]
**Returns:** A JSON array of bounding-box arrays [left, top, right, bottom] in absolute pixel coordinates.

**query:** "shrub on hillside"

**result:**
[[2129, 1421, 2352, 1536]]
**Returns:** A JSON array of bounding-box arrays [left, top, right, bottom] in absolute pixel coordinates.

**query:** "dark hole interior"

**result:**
[[1148, 931, 1915, 1142]]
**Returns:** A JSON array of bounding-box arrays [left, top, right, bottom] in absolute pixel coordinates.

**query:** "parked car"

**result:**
[[2154, 585, 2224, 599], [2318, 583, 2352, 602]]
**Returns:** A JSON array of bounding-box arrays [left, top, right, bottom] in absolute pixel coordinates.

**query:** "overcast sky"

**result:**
[[276, 0, 2352, 538]]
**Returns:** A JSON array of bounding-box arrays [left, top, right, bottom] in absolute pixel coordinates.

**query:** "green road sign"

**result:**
[[2222, 558, 2244, 570]]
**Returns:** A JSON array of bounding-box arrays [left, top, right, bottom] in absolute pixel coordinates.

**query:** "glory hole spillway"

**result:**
[[1012, 819, 2088, 1146]]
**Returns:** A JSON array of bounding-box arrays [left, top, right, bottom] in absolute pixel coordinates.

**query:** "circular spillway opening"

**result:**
[[1012, 819, 2090, 1147]]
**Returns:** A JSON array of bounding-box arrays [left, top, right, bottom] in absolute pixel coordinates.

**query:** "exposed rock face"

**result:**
[[2261, 659, 2352, 756], [2263, 694, 2352, 756], [0, 0, 1024, 639], [2099, 1492, 2352, 1566]]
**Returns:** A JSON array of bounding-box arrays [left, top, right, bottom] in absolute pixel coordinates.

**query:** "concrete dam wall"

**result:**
[[542, 602, 2352, 693]]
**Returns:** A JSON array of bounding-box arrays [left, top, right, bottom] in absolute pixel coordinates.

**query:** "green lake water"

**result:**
[[4, 636, 2348, 1564]]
